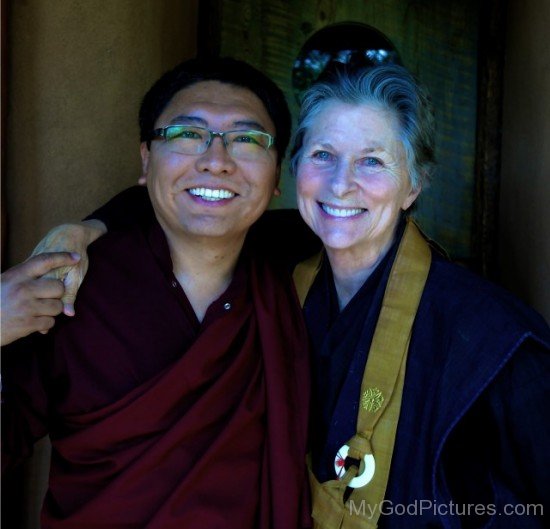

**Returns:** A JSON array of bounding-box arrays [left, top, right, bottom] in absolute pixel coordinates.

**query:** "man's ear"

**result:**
[[140, 142, 150, 184], [273, 165, 282, 197]]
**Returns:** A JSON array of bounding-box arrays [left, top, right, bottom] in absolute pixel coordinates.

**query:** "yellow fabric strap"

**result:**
[[293, 251, 323, 306], [294, 220, 432, 529]]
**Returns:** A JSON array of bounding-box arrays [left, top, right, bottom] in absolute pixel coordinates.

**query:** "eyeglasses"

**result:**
[[150, 125, 275, 161]]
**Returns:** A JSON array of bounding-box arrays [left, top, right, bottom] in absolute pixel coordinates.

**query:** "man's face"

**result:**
[[141, 80, 279, 246]]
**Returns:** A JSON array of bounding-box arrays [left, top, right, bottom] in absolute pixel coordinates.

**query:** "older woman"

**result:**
[[5, 64, 548, 528], [289, 64, 549, 528]]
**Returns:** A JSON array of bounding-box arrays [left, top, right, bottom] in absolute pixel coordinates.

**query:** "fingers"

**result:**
[[35, 298, 64, 317], [1, 255, 79, 346], [0, 312, 57, 345], [23, 252, 80, 279], [60, 258, 88, 317], [62, 301, 76, 318], [29, 277, 66, 299], [41, 264, 75, 281], [35, 316, 56, 335], [27, 224, 99, 319], [62, 290, 77, 316]]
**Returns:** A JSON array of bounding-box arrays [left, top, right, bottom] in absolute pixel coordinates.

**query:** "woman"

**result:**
[[7, 64, 549, 528], [288, 65, 549, 528]]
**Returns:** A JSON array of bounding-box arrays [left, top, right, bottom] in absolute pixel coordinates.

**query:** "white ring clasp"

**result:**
[[334, 443, 375, 489]]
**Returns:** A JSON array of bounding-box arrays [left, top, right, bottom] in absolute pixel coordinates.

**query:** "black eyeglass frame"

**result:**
[[150, 125, 276, 153]]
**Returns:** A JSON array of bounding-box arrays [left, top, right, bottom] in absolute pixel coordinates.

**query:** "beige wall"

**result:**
[[5, 0, 198, 266], [499, 0, 550, 321]]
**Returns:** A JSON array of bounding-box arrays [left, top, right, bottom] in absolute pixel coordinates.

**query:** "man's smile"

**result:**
[[187, 187, 237, 202]]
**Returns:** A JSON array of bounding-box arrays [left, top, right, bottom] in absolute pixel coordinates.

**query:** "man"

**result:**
[[2, 58, 310, 529]]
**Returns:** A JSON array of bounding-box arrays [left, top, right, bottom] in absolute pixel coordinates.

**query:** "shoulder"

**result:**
[[79, 223, 164, 304], [87, 224, 149, 268], [423, 251, 549, 346]]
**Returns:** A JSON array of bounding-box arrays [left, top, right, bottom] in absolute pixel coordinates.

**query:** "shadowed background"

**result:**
[[2, 0, 549, 527]]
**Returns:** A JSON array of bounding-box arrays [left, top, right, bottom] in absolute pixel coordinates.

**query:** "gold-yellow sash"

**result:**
[[293, 219, 432, 529]]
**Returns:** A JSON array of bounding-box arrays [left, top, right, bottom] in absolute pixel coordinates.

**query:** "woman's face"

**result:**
[[296, 101, 420, 264]]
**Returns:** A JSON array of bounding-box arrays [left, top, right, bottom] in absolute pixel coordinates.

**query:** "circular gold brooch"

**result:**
[[361, 387, 384, 413]]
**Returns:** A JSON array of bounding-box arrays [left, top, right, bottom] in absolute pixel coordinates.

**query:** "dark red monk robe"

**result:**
[[2, 220, 310, 529]]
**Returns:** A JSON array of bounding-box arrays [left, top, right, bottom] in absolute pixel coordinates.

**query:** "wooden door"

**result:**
[[198, 0, 505, 272]]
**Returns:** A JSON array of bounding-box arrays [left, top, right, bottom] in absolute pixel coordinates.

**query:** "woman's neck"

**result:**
[[328, 238, 394, 311]]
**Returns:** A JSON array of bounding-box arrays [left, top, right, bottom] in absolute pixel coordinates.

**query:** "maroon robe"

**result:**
[[2, 221, 310, 528]]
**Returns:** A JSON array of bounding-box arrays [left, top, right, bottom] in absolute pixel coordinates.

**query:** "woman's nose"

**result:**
[[329, 162, 356, 197]]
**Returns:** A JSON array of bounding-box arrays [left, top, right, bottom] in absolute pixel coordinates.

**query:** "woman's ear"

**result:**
[[403, 185, 421, 211]]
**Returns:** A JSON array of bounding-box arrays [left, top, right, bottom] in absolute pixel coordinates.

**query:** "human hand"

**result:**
[[0, 252, 80, 346], [30, 220, 107, 316]]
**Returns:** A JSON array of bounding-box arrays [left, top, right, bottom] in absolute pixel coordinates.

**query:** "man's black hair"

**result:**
[[139, 57, 291, 163]]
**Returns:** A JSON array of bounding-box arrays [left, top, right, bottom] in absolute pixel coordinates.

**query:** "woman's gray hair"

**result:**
[[290, 64, 436, 190]]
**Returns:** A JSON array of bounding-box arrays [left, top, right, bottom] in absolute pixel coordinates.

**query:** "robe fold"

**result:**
[[2, 220, 310, 529]]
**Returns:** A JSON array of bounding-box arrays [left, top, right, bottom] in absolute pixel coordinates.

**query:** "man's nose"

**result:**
[[196, 136, 237, 175]]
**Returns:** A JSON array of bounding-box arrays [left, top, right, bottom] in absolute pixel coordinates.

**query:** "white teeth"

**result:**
[[321, 204, 365, 217], [188, 188, 235, 201]]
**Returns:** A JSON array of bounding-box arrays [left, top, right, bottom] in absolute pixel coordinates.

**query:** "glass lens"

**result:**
[[164, 125, 208, 154], [226, 130, 272, 160]]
